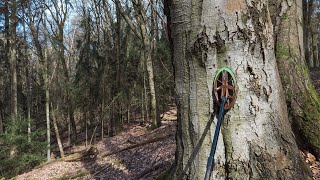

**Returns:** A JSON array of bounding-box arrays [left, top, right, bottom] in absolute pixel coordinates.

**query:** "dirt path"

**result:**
[[17, 107, 177, 180]]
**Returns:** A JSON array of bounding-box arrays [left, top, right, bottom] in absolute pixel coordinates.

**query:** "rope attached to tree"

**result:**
[[204, 96, 227, 180]]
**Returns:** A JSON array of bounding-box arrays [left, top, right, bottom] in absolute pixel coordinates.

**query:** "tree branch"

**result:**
[[114, 0, 142, 40]]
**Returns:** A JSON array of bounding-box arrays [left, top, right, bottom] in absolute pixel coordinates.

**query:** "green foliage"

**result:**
[[0, 114, 46, 178]]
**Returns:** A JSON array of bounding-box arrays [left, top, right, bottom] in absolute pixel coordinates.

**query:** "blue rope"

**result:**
[[204, 96, 227, 180]]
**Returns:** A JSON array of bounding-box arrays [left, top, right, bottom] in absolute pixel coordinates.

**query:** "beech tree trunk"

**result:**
[[271, 0, 320, 158], [168, 0, 309, 179]]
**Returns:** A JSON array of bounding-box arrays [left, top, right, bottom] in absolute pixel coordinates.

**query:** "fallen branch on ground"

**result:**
[[62, 146, 99, 162], [100, 133, 174, 158]]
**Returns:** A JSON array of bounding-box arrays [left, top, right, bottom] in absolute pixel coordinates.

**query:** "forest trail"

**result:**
[[16, 107, 177, 180]]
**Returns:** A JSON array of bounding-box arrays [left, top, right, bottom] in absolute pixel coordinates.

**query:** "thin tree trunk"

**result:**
[[309, 37, 314, 68], [150, 0, 160, 126], [127, 104, 130, 124], [9, 0, 17, 119], [22, 3, 31, 142], [101, 79, 105, 139], [43, 14, 50, 161], [85, 110, 88, 147], [144, 69, 148, 122], [0, 104, 3, 134], [307, 0, 314, 67], [303, 0, 309, 66], [45, 49, 50, 162], [141, 89, 144, 125], [312, 33, 319, 68], [168, 0, 309, 179], [52, 106, 65, 158]]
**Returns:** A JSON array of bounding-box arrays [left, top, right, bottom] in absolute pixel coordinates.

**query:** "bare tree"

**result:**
[[45, 0, 77, 143], [115, 0, 161, 129]]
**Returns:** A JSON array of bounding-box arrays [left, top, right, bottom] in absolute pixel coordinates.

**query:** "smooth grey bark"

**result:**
[[169, 0, 309, 179]]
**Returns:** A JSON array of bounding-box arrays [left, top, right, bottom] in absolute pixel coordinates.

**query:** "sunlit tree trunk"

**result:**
[[44, 40, 51, 161], [168, 0, 309, 179], [52, 106, 65, 158]]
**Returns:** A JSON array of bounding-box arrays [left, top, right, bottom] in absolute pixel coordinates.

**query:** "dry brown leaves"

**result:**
[[303, 151, 320, 180], [16, 112, 177, 180]]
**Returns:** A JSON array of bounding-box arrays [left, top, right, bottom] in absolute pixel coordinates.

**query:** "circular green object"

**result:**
[[213, 67, 238, 110], [213, 67, 236, 83]]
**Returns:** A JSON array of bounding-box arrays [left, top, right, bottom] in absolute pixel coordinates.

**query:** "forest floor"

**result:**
[[15, 69, 320, 180], [16, 106, 177, 180]]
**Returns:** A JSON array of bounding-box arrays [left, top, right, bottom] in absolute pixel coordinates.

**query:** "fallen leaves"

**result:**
[[303, 151, 320, 180], [16, 114, 177, 180]]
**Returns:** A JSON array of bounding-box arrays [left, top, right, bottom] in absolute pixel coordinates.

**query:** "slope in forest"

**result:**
[[16, 107, 177, 180]]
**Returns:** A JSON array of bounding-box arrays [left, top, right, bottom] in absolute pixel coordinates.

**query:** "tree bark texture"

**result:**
[[169, 0, 309, 179], [270, 0, 320, 158]]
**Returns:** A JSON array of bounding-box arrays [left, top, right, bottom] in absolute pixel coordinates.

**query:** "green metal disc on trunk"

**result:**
[[213, 67, 238, 110]]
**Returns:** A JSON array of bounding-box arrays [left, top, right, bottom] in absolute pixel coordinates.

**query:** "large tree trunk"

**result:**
[[271, 0, 320, 158], [169, 0, 309, 179]]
